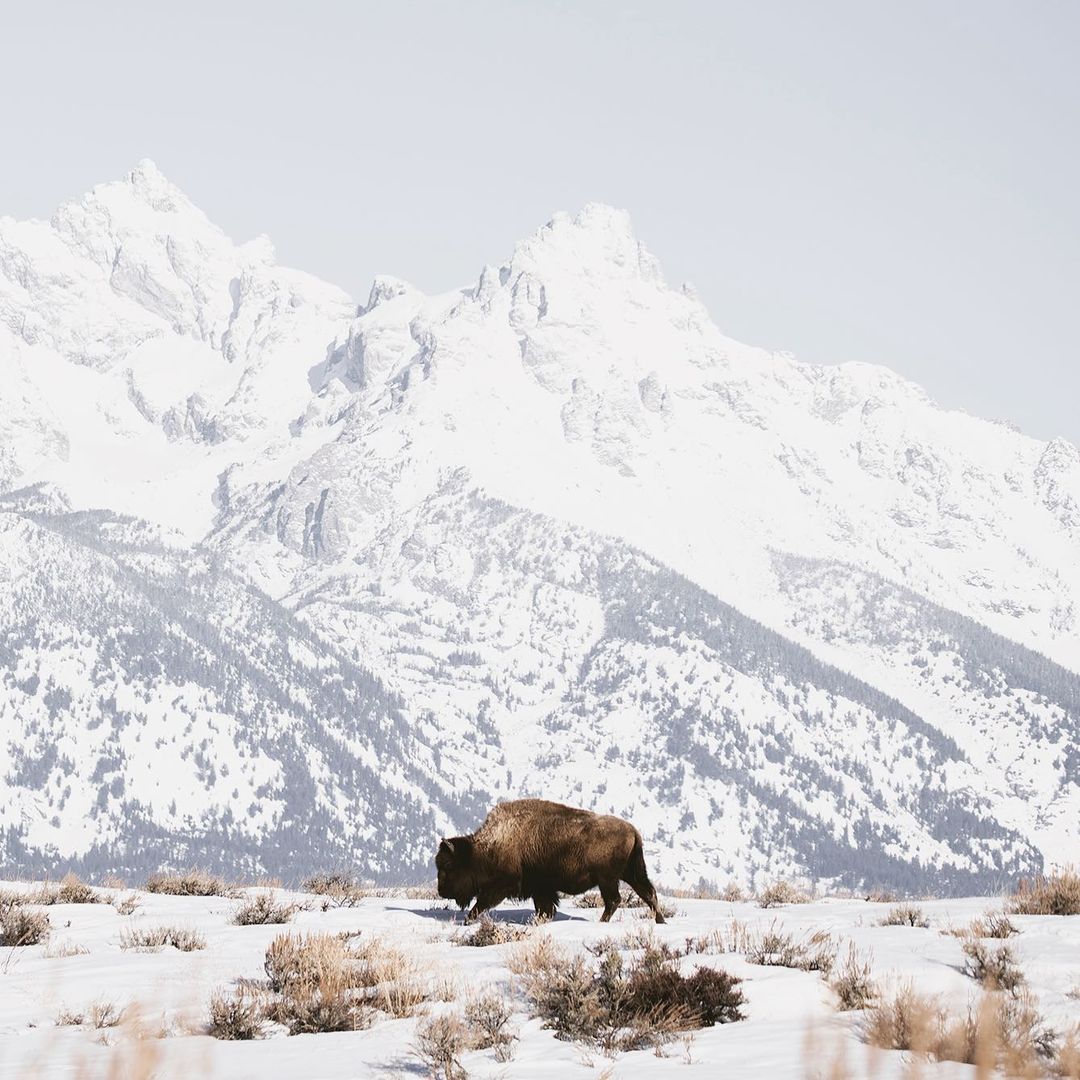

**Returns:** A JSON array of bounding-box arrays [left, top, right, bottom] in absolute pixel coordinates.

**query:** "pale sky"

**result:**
[[4, 0, 1077, 445]]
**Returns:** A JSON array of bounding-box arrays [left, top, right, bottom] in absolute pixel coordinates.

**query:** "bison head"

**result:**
[[435, 836, 476, 909]]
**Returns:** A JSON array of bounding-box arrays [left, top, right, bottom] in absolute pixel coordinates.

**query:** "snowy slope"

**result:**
[[0, 164, 1077, 890]]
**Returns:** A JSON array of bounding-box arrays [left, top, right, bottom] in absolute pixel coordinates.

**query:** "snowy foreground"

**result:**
[[0, 884, 1077, 1079]]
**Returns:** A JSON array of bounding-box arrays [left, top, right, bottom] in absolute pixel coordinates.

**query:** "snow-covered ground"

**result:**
[[1, 883, 1076, 1079]]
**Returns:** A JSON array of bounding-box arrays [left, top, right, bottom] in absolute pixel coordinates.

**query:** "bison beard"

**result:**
[[435, 799, 667, 924]]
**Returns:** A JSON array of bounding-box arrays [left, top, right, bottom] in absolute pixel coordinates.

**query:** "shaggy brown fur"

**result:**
[[435, 799, 667, 924]]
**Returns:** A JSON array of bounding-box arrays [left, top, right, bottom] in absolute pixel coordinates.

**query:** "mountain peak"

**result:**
[[120, 158, 194, 215], [508, 203, 664, 287]]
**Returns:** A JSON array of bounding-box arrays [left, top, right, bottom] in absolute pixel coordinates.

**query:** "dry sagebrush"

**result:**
[[756, 880, 812, 908], [877, 903, 929, 928], [829, 943, 877, 1011], [119, 924, 206, 952], [232, 891, 300, 925], [208, 984, 266, 1040], [144, 868, 236, 897], [744, 922, 837, 975], [452, 915, 531, 947], [255, 931, 429, 1034], [511, 935, 744, 1052], [302, 873, 439, 905], [865, 983, 1059, 1073], [1010, 867, 1080, 917], [413, 995, 519, 1078], [0, 905, 50, 946], [960, 937, 1026, 994], [264, 955, 373, 1036]]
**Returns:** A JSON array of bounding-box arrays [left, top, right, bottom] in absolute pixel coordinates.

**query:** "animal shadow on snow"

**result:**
[[389, 904, 581, 924]]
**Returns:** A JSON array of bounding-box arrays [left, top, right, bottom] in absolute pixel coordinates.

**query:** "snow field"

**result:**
[[0, 884, 1077, 1079]]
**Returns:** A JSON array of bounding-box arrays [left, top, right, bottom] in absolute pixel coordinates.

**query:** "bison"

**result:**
[[435, 798, 667, 923]]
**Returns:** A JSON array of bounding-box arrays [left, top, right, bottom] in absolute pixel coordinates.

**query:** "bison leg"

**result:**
[[623, 840, 666, 924], [598, 880, 621, 923], [532, 893, 558, 921], [466, 889, 506, 923], [627, 877, 665, 924]]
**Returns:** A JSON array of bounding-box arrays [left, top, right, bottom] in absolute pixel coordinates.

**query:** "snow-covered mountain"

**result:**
[[1, 162, 1076, 890]]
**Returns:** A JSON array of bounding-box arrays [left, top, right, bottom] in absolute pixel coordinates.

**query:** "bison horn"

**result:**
[[439, 838, 455, 855]]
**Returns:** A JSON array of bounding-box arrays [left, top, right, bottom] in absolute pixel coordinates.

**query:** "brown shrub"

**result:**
[[414, 1013, 469, 1080], [976, 911, 1020, 939], [44, 938, 90, 958], [757, 880, 812, 908], [262, 934, 376, 1034], [349, 935, 417, 990], [829, 943, 877, 1010], [303, 877, 439, 902], [0, 890, 24, 914], [266, 967, 373, 1035], [745, 923, 836, 975], [464, 992, 517, 1060], [682, 928, 729, 955], [516, 938, 742, 1050], [112, 893, 140, 916], [1010, 867, 1080, 916], [144, 868, 235, 897], [506, 934, 562, 977], [232, 892, 300, 925], [262, 931, 421, 1027], [1057, 1027, 1080, 1079], [865, 984, 1055, 1073], [88, 1000, 125, 1029], [56, 1001, 125, 1028], [208, 985, 265, 1040], [29, 873, 102, 905], [453, 915, 531, 947], [864, 983, 941, 1053], [372, 977, 429, 1018], [0, 906, 50, 946], [877, 904, 929, 928], [935, 990, 1056, 1071], [264, 932, 351, 993], [961, 938, 1026, 994], [119, 925, 206, 952], [302, 872, 365, 908], [864, 888, 899, 903]]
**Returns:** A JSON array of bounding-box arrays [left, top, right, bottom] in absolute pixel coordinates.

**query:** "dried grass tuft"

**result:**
[[829, 943, 877, 1011], [757, 880, 812, 908], [208, 984, 265, 1040], [0, 906, 50, 946], [414, 1012, 469, 1080], [864, 983, 1056, 1073], [232, 892, 300, 925], [119, 925, 206, 952], [144, 868, 236, 897], [44, 937, 90, 958], [453, 915, 531, 947], [464, 992, 517, 1060], [960, 937, 1026, 994], [1010, 867, 1080, 916], [514, 937, 743, 1051], [877, 904, 929, 928], [745, 922, 837, 975], [112, 893, 140, 916]]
